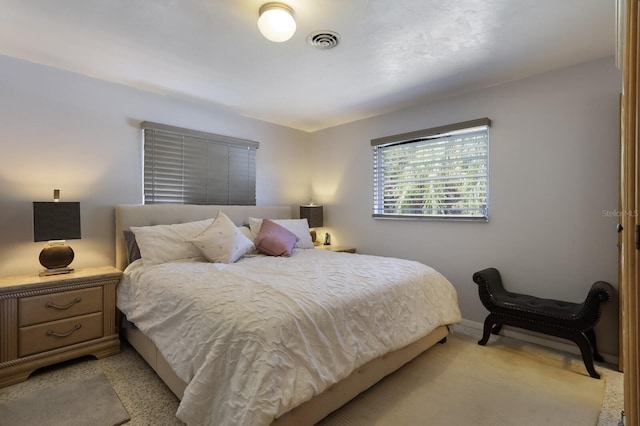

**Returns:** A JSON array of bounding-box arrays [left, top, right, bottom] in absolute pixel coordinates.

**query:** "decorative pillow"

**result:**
[[249, 218, 314, 249], [131, 218, 213, 265], [238, 225, 253, 241], [238, 226, 258, 255], [189, 211, 254, 263], [254, 219, 299, 256], [123, 230, 141, 264]]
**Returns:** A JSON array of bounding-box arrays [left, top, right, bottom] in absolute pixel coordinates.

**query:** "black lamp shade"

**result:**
[[33, 202, 81, 242], [300, 205, 323, 228]]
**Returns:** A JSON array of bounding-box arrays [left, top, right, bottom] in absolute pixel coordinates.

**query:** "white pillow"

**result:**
[[238, 225, 253, 241], [131, 218, 213, 265], [190, 212, 254, 263], [238, 226, 259, 255], [249, 217, 314, 249]]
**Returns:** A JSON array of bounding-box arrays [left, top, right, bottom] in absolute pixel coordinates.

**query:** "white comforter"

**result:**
[[117, 249, 461, 426]]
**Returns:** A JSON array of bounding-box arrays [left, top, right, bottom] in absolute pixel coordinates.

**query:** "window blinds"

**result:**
[[142, 121, 258, 205], [372, 118, 490, 220]]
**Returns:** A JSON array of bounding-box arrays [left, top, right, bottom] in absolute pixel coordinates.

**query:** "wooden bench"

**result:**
[[472, 267, 613, 379]]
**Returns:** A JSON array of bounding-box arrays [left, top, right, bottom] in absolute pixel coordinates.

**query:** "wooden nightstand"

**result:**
[[316, 245, 356, 253], [0, 266, 122, 387]]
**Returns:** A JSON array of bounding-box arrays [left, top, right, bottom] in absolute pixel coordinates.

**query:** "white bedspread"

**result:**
[[117, 249, 461, 426]]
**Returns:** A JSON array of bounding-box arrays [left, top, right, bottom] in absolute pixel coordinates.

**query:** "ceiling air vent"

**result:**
[[307, 31, 341, 50]]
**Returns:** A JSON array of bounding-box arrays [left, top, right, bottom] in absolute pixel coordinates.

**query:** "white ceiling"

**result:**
[[0, 0, 615, 132]]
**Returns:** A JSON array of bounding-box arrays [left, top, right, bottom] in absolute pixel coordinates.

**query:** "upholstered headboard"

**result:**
[[114, 204, 292, 271]]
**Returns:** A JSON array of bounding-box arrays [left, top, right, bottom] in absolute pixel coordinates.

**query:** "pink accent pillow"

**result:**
[[254, 219, 299, 256]]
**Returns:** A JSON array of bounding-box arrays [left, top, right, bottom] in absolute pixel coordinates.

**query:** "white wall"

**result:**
[[310, 57, 622, 355], [0, 55, 311, 277]]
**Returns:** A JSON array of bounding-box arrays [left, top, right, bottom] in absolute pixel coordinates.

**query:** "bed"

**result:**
[[114, 204, 462, 426]]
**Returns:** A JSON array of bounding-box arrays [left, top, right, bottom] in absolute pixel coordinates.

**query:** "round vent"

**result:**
[[307, 31, 341, 50]]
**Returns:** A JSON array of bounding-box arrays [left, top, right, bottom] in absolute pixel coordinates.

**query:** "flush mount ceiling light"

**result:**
[[258, 2, 296, 42]]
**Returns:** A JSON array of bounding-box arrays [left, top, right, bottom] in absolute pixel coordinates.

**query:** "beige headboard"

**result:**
[[115, 204, 292, 271]]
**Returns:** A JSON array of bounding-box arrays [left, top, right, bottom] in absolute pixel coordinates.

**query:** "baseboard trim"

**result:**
[[457, 319, 619, 366]]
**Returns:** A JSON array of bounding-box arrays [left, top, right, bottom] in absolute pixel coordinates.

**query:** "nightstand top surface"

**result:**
[[0, 266, 122, 292], [315, 245, 356, 253]]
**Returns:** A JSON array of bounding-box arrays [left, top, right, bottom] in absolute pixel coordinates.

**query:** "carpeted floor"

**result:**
[[454, 324, 624, 426], [320, 332, 605, 426], [0, 325, 624, 426]]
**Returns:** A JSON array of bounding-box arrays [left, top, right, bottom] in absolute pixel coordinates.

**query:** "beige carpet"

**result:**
[[319, 333, 606, 426], [0, 373, 130, 426], [0, 329, 619, 425]]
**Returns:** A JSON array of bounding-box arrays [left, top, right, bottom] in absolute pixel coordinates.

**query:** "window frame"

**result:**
[[371, 118, 491, 221], [141, 121, 259, 205]]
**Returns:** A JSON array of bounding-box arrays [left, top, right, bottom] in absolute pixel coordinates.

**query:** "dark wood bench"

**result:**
[[472, 267, 613, 379]]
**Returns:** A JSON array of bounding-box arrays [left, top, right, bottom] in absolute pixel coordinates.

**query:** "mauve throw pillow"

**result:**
[[254, 219, 299, 256]]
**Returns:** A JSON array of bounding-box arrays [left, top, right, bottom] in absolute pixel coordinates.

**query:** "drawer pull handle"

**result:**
[[46, 297, 81, 310], [46, 324, 82, 338]]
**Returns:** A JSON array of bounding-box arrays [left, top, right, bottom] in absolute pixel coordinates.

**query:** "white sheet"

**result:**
[[117, 249, 461, 426]]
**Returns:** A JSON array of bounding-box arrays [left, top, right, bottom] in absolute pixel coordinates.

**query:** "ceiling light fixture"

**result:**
[[258, 2, 296, 42]]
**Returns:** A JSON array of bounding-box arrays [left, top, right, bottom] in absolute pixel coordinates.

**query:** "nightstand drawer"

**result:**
[[19, 312, 103, 357], [18, 286, 103, 327]]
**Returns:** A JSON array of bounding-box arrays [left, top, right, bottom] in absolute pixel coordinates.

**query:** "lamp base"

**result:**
[[39, 267, 75, 277], [39, 241, 75, 273]]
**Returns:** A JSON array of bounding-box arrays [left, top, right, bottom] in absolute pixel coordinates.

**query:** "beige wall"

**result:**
[[309, 57, 622, 356], [0, 54, 311, 277]]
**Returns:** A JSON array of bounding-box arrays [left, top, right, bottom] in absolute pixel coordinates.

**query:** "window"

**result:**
[[142, 121, 258, 205], [372, 118, 490, 220]]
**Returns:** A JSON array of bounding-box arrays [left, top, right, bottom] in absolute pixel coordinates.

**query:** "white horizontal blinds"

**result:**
[[372, 118, 490, 219], [143, 122, 258, 205]]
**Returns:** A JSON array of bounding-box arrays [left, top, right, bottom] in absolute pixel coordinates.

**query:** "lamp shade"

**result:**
[[300, 205, 323, 228], [258, 2, 296, 42], [33, 202, 81, 242]]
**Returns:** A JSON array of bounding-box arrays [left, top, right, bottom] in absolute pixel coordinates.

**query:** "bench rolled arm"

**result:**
[[580, 280, 614, 313], [587, 281, 613, 303], [473, 267, 509, 305], [473, 267, 502, 288]]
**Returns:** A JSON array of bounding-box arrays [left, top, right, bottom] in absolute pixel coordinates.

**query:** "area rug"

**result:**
[[0, 373, 130, 426], [319, 333, 606, 426]]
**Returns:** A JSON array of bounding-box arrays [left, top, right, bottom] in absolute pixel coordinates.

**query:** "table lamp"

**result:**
[[33, 189, 81, 276]]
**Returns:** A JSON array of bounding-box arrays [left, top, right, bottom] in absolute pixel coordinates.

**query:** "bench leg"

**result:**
[[570, 332, 601, 379], [479, 314, 499, 345], [585, 328, 604, 362]]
